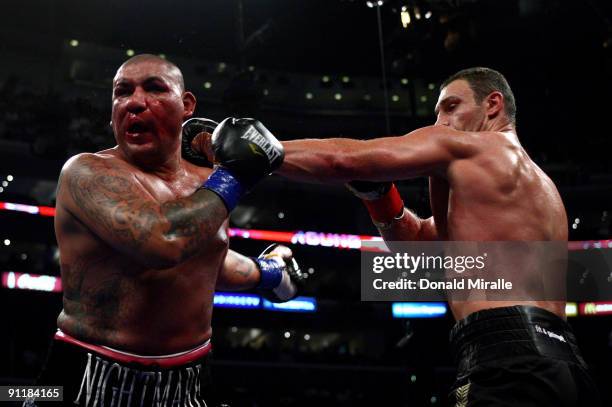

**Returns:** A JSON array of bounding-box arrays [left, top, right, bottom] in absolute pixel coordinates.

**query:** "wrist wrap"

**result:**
[[254, 258, 283, 289], [362, 184, 404, 223], [202, 167, 245, 212]]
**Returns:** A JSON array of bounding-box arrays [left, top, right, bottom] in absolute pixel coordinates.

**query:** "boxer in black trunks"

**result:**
[[252, 67, 600, 406]]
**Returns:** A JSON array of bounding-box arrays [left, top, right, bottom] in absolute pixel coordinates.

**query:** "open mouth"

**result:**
[[127, 122, 149, 134]]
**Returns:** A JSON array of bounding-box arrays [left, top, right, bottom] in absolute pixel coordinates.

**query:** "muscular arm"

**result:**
[[278, 125, 478, 183], [59, 153, 228, 269], [215, 250, 261, 291]]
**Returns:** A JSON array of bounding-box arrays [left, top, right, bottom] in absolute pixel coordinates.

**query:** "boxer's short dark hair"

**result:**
[[441, 67, 516, 124], [123, 54, 185, 92]]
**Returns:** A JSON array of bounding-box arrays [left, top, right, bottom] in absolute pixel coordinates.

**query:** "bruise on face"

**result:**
[[110, 59, 190, 160], [112, 62, 183, 101]]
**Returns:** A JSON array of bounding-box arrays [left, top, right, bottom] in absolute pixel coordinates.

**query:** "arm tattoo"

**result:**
[[161, 189, 227, 261], [68, 159, 158, 252], [233, 256, 256, 279], [66, 155, 227, 262]]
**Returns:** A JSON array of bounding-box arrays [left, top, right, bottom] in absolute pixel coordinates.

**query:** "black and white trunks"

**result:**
[[35, 330, 213, 407]]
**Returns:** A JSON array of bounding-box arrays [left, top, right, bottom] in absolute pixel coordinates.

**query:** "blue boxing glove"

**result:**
[[253, 244, 307, 303]]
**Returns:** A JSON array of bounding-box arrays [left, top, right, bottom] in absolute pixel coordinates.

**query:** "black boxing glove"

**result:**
[[253, 244, 307, 303], [202, 118, 284, 211], [346, 180, 405, 227], [212, 118, 284, 181], [181, 117, 219, 167]]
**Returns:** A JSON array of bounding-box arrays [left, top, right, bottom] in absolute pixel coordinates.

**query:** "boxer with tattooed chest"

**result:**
[[34, 54, 303, 407]]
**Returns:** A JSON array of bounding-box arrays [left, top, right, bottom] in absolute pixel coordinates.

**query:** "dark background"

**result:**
[[0, 0, 611, 406]]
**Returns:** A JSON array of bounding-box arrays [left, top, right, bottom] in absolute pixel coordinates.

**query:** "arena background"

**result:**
[[1, 0, 611, 405]]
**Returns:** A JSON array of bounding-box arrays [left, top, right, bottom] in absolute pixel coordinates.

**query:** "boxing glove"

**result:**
[[181, 117, 218, 167], [203, 118, 284, 211]]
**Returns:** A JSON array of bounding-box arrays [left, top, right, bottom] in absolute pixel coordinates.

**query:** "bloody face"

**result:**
[[111, 59, 188, 165]]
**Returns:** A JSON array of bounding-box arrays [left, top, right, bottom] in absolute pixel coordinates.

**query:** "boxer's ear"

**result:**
[[485, 91, 503, 119], [182, 92, 196, 120]]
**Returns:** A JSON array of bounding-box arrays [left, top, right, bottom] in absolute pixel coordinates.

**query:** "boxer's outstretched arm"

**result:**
[[215, 250, 260, 290], [279, 125, 479, 183], [58, 153, 228, 269]]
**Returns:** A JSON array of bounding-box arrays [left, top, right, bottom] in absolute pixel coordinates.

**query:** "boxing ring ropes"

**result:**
[[1, 201, 610, 252], [1, 200, 611, 318]]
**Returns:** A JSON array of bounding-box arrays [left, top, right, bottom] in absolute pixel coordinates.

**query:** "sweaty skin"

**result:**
[[55, 56, 262, 354], [277, 79, 568, 320]]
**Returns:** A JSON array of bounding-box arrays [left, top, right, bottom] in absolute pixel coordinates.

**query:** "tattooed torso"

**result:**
[[55, 148, 228, 354]]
